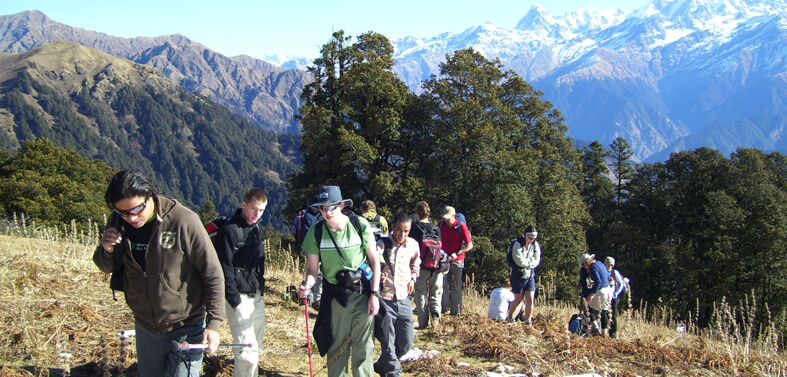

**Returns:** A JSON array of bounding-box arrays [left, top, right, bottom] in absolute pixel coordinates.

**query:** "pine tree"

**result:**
[[610, 137, 634, 206], [581, 141, 615, 250], [290, 31, 416, 212]]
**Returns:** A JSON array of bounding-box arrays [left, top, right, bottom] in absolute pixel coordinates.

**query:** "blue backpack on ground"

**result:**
[[568, 313, 591, 337]]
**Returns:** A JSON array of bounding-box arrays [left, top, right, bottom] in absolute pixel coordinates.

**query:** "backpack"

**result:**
[[506, 236, 527, 268], [456, 212, 468, 230], [206, 215, 231, 245], [611, 269, 631, 309], [419, 224, 444, 271], [292, 208, 322, 244], [367, 214, 383, 230], [206, 215, 247, 248], [568, 313, 591, 337]]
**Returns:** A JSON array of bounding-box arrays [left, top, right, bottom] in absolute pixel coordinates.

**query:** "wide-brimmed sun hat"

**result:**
[[308, 186, 353, 208]]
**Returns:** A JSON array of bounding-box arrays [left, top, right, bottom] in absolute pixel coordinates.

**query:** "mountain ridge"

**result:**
[[3, 2, 787, 161], [389, 0, 787, 161], [0, 10, 310, 134]]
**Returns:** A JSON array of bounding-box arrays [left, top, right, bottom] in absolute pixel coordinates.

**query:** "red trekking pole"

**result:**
[[304, 297, 315, 377]]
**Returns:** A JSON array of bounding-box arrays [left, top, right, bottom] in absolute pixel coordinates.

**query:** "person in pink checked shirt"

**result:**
[[373, 213, 421, 377]]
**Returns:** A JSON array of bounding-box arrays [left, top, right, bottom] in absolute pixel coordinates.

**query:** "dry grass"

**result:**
[[0, 229, 785, 376]]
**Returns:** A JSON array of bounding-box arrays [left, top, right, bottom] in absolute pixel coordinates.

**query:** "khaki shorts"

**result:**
[[589, 285, 614, 311]]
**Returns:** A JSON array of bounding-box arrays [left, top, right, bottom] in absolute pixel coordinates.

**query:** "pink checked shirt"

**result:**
[[376, 236, 421, 301]]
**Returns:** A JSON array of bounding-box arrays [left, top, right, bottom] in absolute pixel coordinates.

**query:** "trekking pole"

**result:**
[[304, 297, 315, 377], [170, 341, 252, 352]]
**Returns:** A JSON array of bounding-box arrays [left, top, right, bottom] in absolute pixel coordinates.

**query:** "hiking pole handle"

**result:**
[[171, 341, 253, 352]]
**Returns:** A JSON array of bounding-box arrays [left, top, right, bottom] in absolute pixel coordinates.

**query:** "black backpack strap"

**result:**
[[314, 219, 324, 245], [348, 214, 362, 238], [380, 237, 395, 278], [233, 223, 247, 249]]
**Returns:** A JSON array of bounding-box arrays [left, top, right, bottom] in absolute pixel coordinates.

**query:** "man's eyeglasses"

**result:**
[[115, 197, 149, 218], [318, 203, 342, 212]]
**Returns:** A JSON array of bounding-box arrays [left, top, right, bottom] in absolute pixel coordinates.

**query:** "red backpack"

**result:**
[[206, 216, 231, 245], [418, 224, 444, 271], [205, 215, 246, 247]]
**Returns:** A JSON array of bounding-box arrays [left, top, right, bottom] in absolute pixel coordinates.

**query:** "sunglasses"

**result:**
[[318, 203, 342, 212], [115, 197, 149, 218]]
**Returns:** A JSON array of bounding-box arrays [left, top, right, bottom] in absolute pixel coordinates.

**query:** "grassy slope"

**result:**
[[0, 233, 785, 377]]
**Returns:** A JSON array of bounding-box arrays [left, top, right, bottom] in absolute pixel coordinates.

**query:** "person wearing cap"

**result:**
[[438, 206, 473, 316], [298, 186, 381, 377], [507, 225, 541, 324], [579, 253, 613, 336], [604, 256, 626, 338]]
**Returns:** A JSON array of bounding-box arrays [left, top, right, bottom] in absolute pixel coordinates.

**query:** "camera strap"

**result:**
[[325, 223, 350, 266]]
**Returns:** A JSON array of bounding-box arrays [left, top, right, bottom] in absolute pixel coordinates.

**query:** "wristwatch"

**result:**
[[370, 290, 380, 297]]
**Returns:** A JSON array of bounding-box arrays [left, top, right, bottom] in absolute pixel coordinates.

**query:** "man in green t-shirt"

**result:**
[[299, 186, 380, 377]]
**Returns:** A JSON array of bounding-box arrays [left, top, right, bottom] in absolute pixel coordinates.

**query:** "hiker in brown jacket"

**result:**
[[94, 169, 225, 377]]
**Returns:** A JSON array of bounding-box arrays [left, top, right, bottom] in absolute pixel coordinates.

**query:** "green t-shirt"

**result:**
[[303, 216, 375, 285]]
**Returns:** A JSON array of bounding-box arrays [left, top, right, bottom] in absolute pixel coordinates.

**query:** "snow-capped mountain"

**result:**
[[391, 0, 787, 161], [262, 53, 311, 70]]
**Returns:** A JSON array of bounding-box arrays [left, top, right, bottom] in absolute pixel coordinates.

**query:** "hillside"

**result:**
[[0, 40, 300, 221], [0, 10, 310, 134], [0, 229, 784, 377]]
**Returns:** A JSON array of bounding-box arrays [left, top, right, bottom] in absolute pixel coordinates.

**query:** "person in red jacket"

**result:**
[[438, 206, 473, 315]]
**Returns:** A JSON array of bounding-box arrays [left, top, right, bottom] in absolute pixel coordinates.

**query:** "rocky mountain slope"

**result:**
[[0, 10, 310, 134]]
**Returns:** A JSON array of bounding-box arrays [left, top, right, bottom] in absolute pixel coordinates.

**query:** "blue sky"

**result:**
[[3, 0, 646, 59]]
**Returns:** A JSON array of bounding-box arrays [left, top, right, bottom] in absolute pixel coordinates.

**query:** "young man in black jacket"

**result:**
[[216, 188, 267, 377]]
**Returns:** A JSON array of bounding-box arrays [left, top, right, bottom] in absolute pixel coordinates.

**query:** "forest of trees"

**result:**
[[287, 31, 787, 340], [2, 71, 300, 225]]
